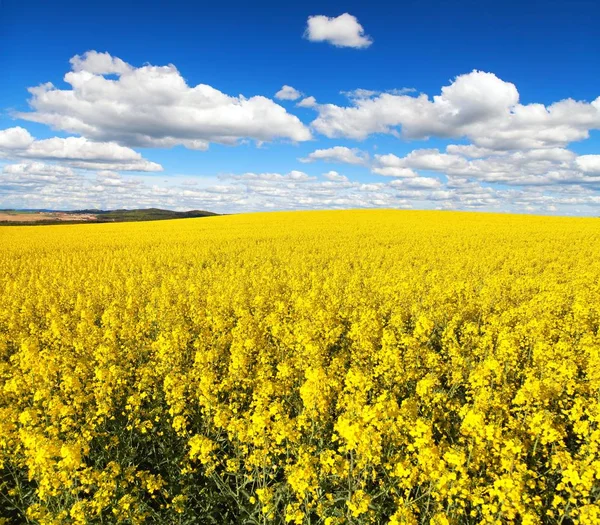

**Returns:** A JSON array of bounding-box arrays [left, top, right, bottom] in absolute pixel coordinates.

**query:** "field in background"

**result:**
[[1, 210, 599, 524], [0, 208, 216, 225], [0, 211, 97, 223]]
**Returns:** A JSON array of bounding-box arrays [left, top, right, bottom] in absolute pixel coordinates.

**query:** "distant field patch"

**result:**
[[0, 211, 97, 222], [0, 208, 216, 225]]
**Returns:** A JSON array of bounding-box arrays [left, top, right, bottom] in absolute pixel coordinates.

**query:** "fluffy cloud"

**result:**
[[229, 171, 316, 183], [0, 163, 147, 209], [323, 170, 349, 182], [70, 51, 131, 75], [576, 155, 600, 174], [2, 162, 76, 183], [389, 177, 442, 190], [275, 85, 302, 101], [304, 14, 373, 49], [300, 146, 369, 165], [297, 96, 317, 108], [445, 144, 498, 158], [388, 149, 468, 172], [310, 70, 600, 150], [372, 154, 419, 178], [373, 145, 600, 186], [16, 51, 312, 150], [0, 127, 35, 149], [0, 127, 162, 171]]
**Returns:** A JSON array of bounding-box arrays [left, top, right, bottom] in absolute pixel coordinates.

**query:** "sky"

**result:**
[[1, 0, 600, 214]]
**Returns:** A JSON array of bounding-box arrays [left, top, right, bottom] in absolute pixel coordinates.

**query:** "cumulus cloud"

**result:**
[[0, 127, 162, 171], [445, 144, 497, 158], [300, 146, 369, 165], [229, 170, 316, 183], [297, 96, 317, 108], [0, 127, 35, 149], [275, 85, 302, 101], [0, 162, 146, 209], [576, 155, 600, 174], [389, 177, 442, 190], [70, 51, 131, 75], [304, 13, 373, 49], [2, 162, 76, 182], [372, 154, 419, 178], [390, 149, 468, 172], [16, 51, 312, 150], [310, 70, 600, 150], [373, 145, 600, 186], [323, 170, 349, 182]]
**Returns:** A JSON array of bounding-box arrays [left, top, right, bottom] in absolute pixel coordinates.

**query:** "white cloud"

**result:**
[[275, 85, 302, 101], [445, 144, 496, 158], [228, 170, 316, 183], [304, 13, 373, 49], [342, 88, 379, 99], [70, 51, 131, 75], [310, 70, 600, 150], [394, 149, 468, 171], [575, 155, 600, 174], [300, 146, 369, 165], [342, 88, 416, 99], [0, 127, 162, 172], [96, 170, 121, 179], [16, 51, 312, 150], [372, 154, 419, 177], [374, 146, 600, 186], [0, 127, 35, 149], [388, 88, 417, 96], [297, 96, 317, 108], [3, 162, 75, 180], [323, 170, 349, 182], [0, 162, 148, 209], [389, 177, 442, 189]]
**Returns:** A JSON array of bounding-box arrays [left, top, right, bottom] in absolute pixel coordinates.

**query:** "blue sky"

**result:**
[[1, 0, 600, 214]]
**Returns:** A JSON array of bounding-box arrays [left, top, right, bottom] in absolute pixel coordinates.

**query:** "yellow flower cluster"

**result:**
[[0, 210, 599, 524]]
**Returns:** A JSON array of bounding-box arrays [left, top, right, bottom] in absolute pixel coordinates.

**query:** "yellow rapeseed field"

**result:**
[[1, 210, 599, 524]]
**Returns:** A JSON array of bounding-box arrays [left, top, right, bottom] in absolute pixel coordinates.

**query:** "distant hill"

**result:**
[[0, 208, 218, 225]]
